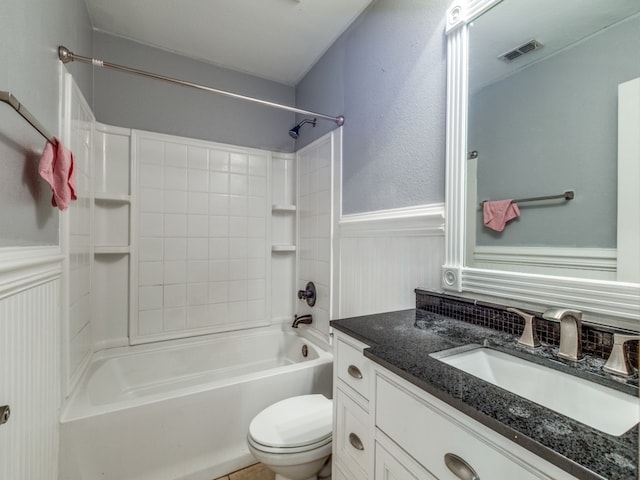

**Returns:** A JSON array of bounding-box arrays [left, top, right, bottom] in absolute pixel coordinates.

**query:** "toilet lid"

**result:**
[[249, 394, 332, 449]]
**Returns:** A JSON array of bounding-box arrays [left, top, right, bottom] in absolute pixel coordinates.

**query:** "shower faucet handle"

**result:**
[[297, 282, 316, 307]]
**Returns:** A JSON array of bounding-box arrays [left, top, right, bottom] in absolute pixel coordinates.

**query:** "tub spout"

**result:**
[[292, 314, 313, 328]]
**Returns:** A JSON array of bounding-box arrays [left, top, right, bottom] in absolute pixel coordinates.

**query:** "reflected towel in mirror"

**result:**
[[483, 199, 520, 232]]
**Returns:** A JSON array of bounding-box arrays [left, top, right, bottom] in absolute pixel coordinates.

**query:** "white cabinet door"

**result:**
[[376, 374, 559, 480], [335, 388, 371, 480], [376, 435, 439, 480]]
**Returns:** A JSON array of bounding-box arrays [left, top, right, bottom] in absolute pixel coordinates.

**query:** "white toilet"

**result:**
[[247, 394, 333, 480]]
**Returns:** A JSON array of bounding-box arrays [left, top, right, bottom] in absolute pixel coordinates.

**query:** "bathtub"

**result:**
[[59, 326, 333, 480]]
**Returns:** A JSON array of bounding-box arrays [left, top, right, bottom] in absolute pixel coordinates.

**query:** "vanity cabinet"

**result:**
[[332, 332, 373, 480], [332, 330, 578, 480]]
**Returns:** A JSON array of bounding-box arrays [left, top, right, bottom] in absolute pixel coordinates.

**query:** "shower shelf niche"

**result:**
[[95, 192, 131, 203], [272, 204, 296, 213], [272, 245, 296, 253], [94, 246, 130, 255]]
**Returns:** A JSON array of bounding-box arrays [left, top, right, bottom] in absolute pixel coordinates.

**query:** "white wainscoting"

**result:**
[[0, 248, 62, 480], [338, 204, 445, 318]]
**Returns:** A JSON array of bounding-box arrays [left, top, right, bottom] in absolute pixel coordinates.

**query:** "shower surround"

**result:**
[[57, 80, 342, 477], [132, 130, 271, 344]]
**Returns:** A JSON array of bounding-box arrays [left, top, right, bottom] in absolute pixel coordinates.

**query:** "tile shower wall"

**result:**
[[62, 71, 95, 392], [133, 131, 270, 343], [296, 132, 337, 340]]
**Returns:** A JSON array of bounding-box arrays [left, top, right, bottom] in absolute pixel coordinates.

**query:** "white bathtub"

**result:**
[[59, 327, 333, 480]]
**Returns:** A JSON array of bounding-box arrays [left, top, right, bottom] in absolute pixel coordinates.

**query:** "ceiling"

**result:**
[[469, 0, 640, 92], [83, 0, 374, 86]]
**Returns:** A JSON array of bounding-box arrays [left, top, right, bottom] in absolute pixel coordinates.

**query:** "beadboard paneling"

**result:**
[[338, 205, 445, 318], [0, 278, 60, 480]]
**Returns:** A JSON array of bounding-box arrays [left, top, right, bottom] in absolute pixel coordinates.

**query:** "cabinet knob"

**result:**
[[347, 365, 363, 379], [444, 453, 480, 480], [348, 432, 364, 451]]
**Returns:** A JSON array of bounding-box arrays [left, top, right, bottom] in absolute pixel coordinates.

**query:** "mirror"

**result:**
[[467, 0, 640, 281], [442, 0, 640, 329]]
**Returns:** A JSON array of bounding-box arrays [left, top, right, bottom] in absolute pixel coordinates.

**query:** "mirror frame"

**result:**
[[441, 0, 639, 330]]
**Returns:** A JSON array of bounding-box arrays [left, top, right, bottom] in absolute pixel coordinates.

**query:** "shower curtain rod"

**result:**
[[57, 46, 345, 127]]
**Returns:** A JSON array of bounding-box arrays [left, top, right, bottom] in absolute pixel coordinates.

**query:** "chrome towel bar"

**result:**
[[0, 91, 55, 143]]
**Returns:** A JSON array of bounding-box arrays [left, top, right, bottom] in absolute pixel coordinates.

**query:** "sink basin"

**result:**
[[431, 345, 639, 436]]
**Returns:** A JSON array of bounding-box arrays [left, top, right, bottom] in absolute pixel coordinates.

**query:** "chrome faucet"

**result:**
[[542, 308, 583, 361], [507, 308, 540, 348], [603, 333, 640, 376], [292, 314, 312, 328]]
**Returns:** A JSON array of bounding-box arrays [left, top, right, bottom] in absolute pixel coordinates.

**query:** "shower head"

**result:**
[[288, 118, 317, 139]]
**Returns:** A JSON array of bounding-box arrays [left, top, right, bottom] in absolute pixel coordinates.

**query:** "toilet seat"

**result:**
[[248, 394, 332, 454]]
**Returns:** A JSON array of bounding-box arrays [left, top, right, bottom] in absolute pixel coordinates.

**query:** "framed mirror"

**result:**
[[442, 0, 640, 330]]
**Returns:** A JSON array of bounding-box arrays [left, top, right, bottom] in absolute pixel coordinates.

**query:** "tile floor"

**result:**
[[214, 463, 274, 480]]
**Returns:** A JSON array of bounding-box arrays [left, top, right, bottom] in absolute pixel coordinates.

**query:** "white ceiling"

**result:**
[[469, 0, 640, 92], [83, 0, 374, 86]]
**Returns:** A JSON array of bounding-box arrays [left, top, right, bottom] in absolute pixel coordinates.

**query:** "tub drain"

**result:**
[[302, 344, 309, 357]]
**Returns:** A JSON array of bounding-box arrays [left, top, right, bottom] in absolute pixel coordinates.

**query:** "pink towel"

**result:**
[[38, 137, 77, 211], [483, 199, 520, 232]]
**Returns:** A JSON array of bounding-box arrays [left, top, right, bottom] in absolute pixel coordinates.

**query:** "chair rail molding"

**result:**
[[0, 246, 63, 299]]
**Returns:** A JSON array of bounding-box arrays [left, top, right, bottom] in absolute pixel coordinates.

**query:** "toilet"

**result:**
[[247, 394, 333, 480]]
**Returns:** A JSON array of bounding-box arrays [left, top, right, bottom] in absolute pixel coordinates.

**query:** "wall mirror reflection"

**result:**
[[465, 0, 640, 283]]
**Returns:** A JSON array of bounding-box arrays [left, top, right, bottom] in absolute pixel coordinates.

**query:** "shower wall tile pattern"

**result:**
[[66, 77, 95, 386], [297, 135, 333, 339], [135, 133, 269, 342]]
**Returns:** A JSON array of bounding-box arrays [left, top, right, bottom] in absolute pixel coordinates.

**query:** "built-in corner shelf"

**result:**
[[272, 204, 296, 213], [95, 192, 131, 203], [94, 246, 130, 255], [271, 245, 296, 253]]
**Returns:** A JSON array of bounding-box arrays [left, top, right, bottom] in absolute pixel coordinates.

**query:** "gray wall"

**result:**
[[93, 32, 297, 153], [294, 0, 449, 215], [470, 15, 640, 248], [0, 0, 93, 245]]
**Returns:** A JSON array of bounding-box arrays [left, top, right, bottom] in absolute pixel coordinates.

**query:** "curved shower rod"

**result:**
[[58, 46, 345, 127]]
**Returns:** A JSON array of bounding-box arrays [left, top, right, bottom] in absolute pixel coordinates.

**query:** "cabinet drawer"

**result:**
[[376, 434, 438, 480], [376, 375, 547, 480], [336, 338, 371, 401], [335, 388, 370, 480]]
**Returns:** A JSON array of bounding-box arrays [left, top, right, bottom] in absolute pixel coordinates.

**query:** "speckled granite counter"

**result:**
[[331, 309, 639, 480]]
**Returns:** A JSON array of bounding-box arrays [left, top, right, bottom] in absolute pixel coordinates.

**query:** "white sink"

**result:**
[[431, 346, 639, 436]]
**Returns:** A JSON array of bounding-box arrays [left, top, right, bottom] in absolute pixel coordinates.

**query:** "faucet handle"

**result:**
[[508, 308, 541, 348], [603, 333, 640, 377]]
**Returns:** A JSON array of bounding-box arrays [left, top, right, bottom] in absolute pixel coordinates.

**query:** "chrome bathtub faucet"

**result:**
[[542, 308, 583, 361]]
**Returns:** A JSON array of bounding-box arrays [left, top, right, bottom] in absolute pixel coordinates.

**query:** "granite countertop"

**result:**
[[330, 309, 639, 480]]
